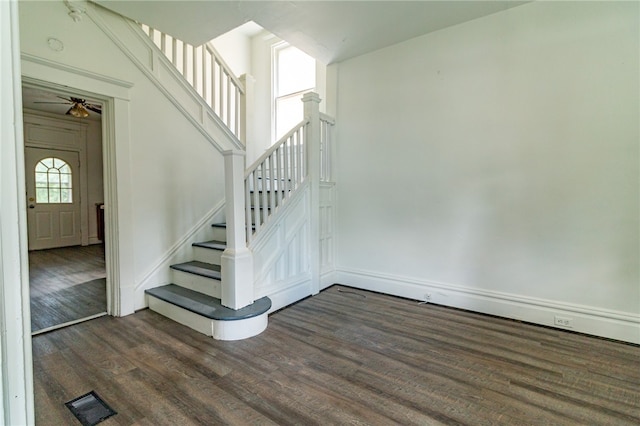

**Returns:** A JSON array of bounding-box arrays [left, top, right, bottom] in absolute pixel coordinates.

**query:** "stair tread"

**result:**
[[146, 284, 271, 321], [170, 261, 221, 280], [192, 240, 226, 251], [212, 222, 256, 230]]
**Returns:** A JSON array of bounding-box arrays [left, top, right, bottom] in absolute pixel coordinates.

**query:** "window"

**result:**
[[273, 43, 315, 141], [35, 157, 73, 203]]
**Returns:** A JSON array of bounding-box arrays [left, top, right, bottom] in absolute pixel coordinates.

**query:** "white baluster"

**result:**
[[201, 47, 207, 104], [276, 145, 283, 207], [270, 153, 276, 214], [283, 138, 290, 196], [245, 178, 252, 243], [170, 37, 176, 66]]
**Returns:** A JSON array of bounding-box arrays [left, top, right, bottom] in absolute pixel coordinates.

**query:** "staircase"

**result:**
[[145, 223, 271, 341], [132, 24, 335, 341]]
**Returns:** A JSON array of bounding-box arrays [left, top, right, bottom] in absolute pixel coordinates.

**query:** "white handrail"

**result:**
[[140, 25, 245, 140], [245, 119, 309, 178]]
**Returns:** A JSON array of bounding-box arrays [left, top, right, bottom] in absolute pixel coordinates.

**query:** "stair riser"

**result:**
[[171, 270, 221, 298], [193, 246, 223, 264], [147, 296, 269, 341], [211, 227, 227, 242]]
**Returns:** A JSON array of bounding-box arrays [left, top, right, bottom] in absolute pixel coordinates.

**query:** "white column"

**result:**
[[0, 0, 34, 423], [303, 92, 322, 295], [221, 150, 254, 309]]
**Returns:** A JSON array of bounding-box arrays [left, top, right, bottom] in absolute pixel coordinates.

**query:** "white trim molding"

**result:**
[[21, 61, 135, 318], [1, 0, 34, 423], [336, 267, 640, 344]]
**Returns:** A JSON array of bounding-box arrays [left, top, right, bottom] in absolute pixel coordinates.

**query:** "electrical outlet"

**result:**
[[554, 315, 573, 328]]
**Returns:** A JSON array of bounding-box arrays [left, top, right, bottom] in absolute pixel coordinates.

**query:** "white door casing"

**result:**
[[25, 147, 82, 250]]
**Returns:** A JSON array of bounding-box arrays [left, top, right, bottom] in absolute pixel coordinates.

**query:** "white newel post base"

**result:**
[[221, 247, 254, 310], [222, 149, 254, 310]]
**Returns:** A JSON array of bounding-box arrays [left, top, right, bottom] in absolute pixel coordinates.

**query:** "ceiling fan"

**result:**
[[34, 96, 102, 118]]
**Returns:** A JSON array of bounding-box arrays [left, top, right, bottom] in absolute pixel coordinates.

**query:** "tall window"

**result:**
[[35, 157, 73, 203], [273, 43, 315, 141]]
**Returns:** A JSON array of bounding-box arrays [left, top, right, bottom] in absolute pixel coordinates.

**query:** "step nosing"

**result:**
[[171, 261, 221, 279], [193, 240, 226, 250], [146, 284, 271, 321]]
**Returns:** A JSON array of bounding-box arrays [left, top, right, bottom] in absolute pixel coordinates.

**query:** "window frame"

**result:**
[[272, 41, 316, 142], [34, 156, 74, 204]]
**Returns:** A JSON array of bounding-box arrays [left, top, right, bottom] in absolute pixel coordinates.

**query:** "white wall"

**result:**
[[248, 31, 279, 164], [19, 0, 226, 309], [210, 27, 252, 77], [334, 2, 639, 342]]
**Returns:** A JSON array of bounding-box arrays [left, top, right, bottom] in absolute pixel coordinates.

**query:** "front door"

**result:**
[[25, 147, 82, 250]]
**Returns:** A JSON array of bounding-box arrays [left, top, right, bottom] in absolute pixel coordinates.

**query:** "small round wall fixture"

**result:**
[[47, 37, 64, 52]]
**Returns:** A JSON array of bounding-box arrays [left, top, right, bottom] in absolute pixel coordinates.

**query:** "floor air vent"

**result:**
[[65, 390, 117, 425]]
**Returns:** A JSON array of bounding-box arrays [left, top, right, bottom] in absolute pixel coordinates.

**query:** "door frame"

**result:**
[[21, 65, 135, 317]]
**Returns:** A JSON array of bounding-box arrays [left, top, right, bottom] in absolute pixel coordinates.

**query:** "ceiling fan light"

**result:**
[[69, 103, 89, 118]]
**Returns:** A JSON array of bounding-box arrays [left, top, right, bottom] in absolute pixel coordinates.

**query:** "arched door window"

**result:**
[[35, 157, 73, 203]]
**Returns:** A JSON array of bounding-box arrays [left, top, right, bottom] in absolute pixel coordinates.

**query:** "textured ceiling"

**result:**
[[93, 1, 528, 64]]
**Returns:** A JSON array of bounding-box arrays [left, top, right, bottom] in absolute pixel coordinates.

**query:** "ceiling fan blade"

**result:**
[[86, 105, 102, 114], [33, 101, 73, 104], [57, 96, 74, 102]]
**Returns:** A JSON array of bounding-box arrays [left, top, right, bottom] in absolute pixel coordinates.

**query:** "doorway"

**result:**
[[22, 85, 108, 334], [25, 147, 82, 250]]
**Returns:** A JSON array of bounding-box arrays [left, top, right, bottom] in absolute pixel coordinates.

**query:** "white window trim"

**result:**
[[271, 41, 315, 143]]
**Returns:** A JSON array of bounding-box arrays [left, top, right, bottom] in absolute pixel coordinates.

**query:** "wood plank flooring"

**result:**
[[32, 285, 640, 425], [29, 245, 106, 333]]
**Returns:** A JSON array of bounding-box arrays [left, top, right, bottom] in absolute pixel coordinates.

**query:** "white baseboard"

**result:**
[[261, 277, 313, 313], [335, 267, 640, 344], [320, 269, 336, 291]]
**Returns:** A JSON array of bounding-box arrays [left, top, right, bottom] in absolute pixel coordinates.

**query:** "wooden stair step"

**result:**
[[145, 284, 271, 321], [212, 222, 255, 230], [192, 240, 226, 251], [170, 261, 221, 280]]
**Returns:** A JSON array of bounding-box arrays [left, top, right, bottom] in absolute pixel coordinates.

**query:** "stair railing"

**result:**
[[244, 120, 310, 243], [140, 25, 245, 141], [243, 93, 334, 244]]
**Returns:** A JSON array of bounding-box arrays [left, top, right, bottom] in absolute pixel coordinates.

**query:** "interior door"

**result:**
[[25, 147, 82, 250]]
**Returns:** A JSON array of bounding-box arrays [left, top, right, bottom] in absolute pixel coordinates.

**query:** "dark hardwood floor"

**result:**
[[32, 285, 639, 425], [29, 244, 106, 333]]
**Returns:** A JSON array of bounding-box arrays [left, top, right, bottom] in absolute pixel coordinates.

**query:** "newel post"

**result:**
[[303, 92, 321, 295], [221, 150, 254, 310]]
